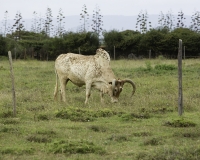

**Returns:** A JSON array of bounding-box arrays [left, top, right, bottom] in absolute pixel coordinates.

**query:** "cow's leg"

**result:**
[[100, 87, 108, 103], [85, 82, 92, 104], [100, 91, 104, 103], [54, 71, 59, 100], [59, 77, 68, 102]]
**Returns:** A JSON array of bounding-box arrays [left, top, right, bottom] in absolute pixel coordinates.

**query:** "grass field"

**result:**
[[0, 57, 200, 160]]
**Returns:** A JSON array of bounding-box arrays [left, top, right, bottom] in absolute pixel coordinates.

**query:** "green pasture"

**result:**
[[0, 57, 200, 160]]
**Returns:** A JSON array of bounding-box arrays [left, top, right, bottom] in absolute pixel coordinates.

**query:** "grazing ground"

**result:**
[[0, 56, 200, 160]]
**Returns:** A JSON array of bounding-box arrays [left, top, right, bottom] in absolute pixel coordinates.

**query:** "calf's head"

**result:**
[[108, 79, 136, 103]]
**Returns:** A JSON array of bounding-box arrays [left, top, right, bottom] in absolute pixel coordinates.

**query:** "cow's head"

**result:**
[[108, 79, 136, 103]]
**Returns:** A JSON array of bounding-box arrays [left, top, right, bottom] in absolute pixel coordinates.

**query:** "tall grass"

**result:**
[[0, 58, 200, 159]]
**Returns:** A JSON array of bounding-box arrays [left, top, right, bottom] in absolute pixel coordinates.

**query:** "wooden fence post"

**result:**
[[8, 51, 16, 117], [178, 39, 183, 116], [14, 47, 16, 60], [149, 50, 151, 59], [114, 46, 115, 60], [24, 48, 27, 59], [184, 46, 185, 59]]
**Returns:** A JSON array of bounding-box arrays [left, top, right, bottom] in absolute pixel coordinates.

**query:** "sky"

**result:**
[[0, 0, 199, 21]]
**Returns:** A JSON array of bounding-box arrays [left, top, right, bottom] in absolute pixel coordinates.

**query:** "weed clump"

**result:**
[[154, 64, 176, 71], [134, 63, 177, 75], [1, 118, 20, 125], [164, 119, 196, 127], [108, 134, 130, 142], [121, 112, 150, 121], [132, 131, 152, 137], [0, 127, 19, 134], [0, 111, 13, 118], [145, 61, 153, 71], [143, 137, 163, 146], [55, 108, 120, 122], [173, 129, 200, 138], [136, 146, 200, 160], [55, 108, 94, 122], [36, 130, 56, 136], [150, 107, 173, 114], [37, 114, 50, 121], [0, 147, 34, 155], [26, 134, 51, 143], [0, 66, 6, 70], [49, 140, 105, 154], [88, 125, 107, 132], [94, 109, 118, 117]]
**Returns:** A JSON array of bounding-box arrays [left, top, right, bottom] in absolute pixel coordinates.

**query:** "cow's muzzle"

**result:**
[[111, 97, 118, 103]]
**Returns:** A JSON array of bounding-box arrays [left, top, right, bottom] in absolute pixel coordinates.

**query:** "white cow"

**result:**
[[54, 48, 136, 104]]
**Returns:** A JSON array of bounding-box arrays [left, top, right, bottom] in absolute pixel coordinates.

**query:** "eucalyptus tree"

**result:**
[[91, 5, 103, 39], [11, 11, 25, 39], [2, 11, 10, 37], [56, 8, 65, 37], [158, 11, 165, 26], [31, 11, 45, 34], [158, 10, 175, 31], [177, 10, 186, 28], [37, 14, 44, 34], [164, 10, 175, 31], [31, 11, 38, 33], [79, 4, 89, 32], [44, 7, 54, 37], [135, 10, 151, 33], [190, 11, 200, 33]]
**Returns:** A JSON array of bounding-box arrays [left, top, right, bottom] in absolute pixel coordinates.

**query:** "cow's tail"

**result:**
[[54, 68, 59, 100]]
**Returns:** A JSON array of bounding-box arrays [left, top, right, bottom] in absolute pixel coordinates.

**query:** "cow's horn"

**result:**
[[123, 79, 136, 96], [112, 79, 116, 95]]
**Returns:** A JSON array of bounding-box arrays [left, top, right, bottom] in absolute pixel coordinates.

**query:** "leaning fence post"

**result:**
[[178, 39, 183, 116], [8, 51, 16, 117]]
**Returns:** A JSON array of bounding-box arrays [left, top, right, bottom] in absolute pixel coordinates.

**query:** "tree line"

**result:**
[[0, 6, 200, 60], [1, 4, 103, 38]]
